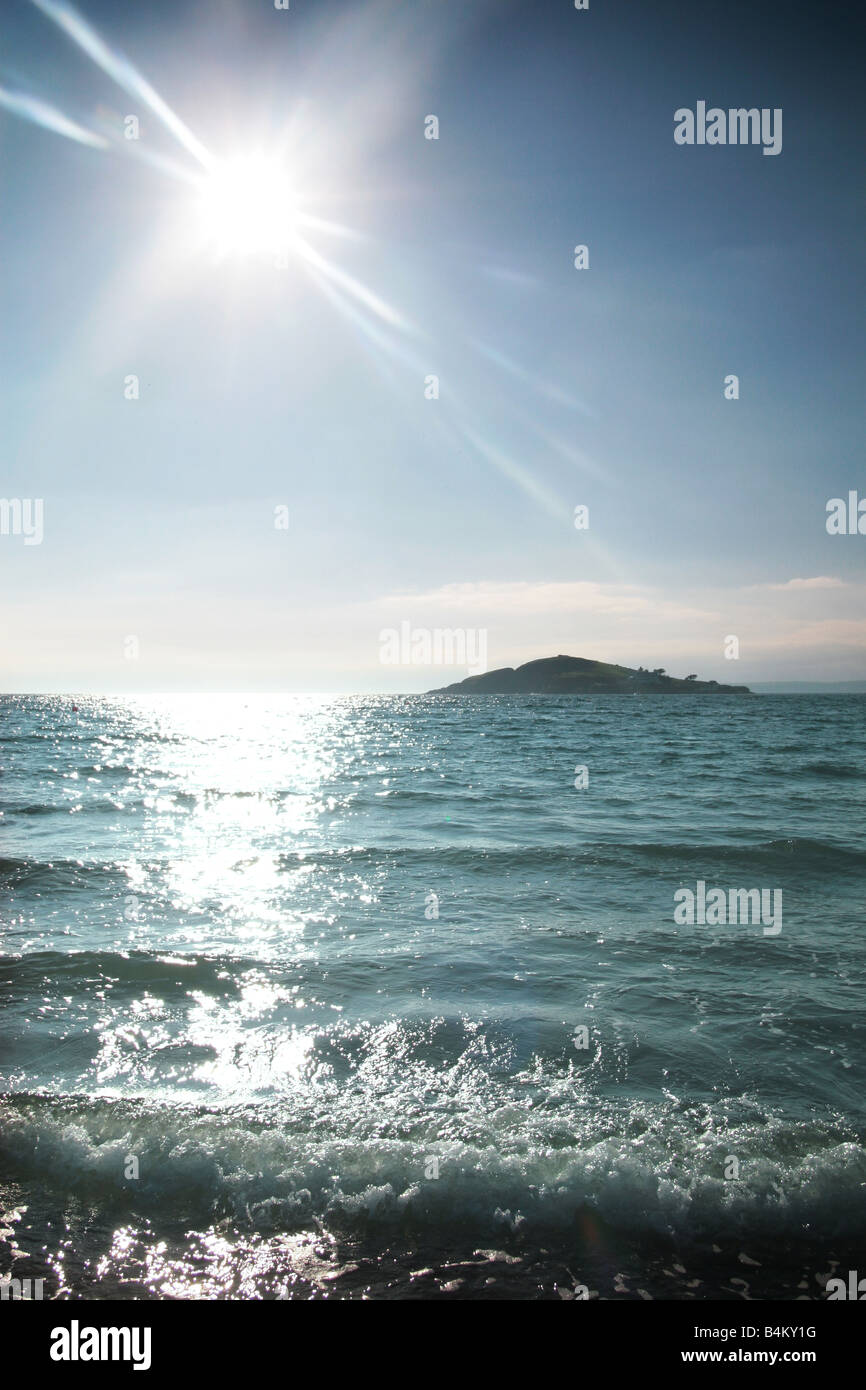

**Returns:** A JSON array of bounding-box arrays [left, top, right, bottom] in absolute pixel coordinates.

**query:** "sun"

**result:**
[[193, 153, 298, 259]]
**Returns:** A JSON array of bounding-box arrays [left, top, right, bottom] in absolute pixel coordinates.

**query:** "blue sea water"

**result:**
[[1, 692, 864, 1299]]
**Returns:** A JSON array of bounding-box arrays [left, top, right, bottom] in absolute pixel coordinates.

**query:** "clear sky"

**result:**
[[1, 0, 864, 691]]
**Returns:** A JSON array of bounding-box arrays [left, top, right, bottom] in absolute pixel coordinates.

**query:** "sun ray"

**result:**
[[29, 0, 213, 169], [0, 83, 107, 148], [459, 424, 570, 524], [293, 237, 411, 332], [471, 339, 595, 416]]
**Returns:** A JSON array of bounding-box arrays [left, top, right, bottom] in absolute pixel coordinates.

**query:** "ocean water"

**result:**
[[1, 692, 864, 1300]]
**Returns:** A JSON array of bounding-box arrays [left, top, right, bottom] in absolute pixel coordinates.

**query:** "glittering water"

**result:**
[[1, 693, 864, 1299]]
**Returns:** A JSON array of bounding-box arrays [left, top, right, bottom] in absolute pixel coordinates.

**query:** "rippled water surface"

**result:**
[[1, 693, 864, 1298]]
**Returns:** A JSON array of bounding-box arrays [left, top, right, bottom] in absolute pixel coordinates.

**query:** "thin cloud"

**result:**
[[768, 576, 846, 591], [376, 580, 715, 622]]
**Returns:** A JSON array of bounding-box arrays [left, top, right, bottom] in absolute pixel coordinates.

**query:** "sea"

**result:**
[[1, 692, 864, 1300]]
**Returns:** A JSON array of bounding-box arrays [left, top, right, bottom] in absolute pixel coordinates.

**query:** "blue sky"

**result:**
[[1, 0, 864, 691]]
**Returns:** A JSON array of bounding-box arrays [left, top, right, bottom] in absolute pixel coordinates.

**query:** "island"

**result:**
[[428, 655, 752, 695]]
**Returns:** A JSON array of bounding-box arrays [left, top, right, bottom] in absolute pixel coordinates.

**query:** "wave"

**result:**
[[0, 948, 247, 995], [0, 787, 320, 820], [793, 762, 866, 779], [0, 1090, 863, 1243], [0, 857, 133, 890], [2, 836, 863, 890], [270, 838, 866, 874]]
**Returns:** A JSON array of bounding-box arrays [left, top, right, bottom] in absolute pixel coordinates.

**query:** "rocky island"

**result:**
[[429, 654, 752, 695]]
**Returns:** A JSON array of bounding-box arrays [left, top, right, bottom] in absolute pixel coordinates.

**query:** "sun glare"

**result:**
[[193, 154, 298, 259]]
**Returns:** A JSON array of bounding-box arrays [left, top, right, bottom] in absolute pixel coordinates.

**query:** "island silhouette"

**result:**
[[429, 654, 752, 695]]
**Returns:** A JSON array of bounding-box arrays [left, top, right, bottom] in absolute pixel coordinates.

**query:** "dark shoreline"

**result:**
[[2, 1181, 857, 1301]]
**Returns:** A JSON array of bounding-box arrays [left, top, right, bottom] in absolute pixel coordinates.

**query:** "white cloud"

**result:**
[[767, 576, 846, 591]]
